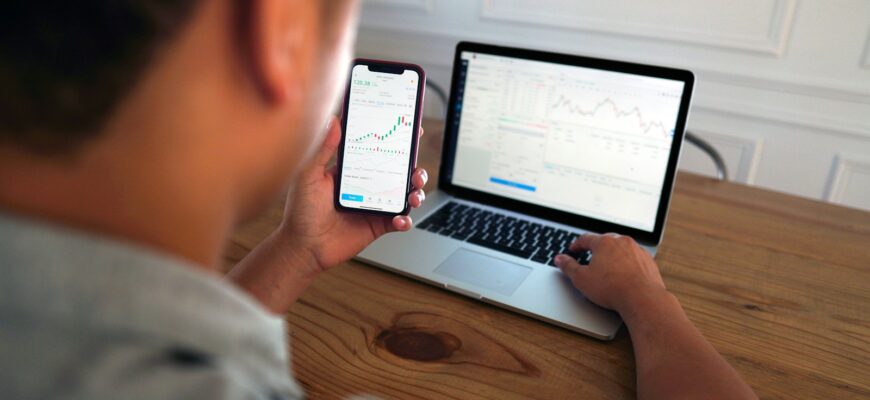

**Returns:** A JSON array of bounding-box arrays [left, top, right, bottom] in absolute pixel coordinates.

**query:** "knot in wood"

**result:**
[[377, 328, 461, 362]]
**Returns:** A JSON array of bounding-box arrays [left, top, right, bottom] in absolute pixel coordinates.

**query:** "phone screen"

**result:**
[[338, 64, 420, 213]]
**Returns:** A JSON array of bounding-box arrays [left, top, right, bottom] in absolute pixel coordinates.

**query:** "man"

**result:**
[[0, 1, 755, 399]]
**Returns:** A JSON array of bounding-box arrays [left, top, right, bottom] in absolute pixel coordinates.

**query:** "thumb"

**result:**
[[555, 254, 590, 293], [312, 116, 342, 168]]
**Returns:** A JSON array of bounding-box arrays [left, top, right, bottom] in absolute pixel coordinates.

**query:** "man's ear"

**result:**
[[243, 0, 317, 104]]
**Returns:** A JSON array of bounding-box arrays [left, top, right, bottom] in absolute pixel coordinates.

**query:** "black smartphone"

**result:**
[[334, 59, 425, 216]]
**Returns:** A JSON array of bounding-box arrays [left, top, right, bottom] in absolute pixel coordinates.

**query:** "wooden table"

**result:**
[[225, 119, 870, 399]]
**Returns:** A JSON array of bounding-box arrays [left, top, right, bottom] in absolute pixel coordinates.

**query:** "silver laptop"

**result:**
[[358, 42, 694, 340]]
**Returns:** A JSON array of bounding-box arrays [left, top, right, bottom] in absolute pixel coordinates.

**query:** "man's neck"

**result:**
[[0, 140, 235, 270]]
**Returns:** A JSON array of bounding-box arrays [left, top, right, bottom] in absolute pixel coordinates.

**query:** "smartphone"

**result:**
[[334, 59, 425, 216]]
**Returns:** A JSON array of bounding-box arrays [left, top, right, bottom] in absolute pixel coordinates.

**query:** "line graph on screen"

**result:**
[[548, 94, 674, 139]]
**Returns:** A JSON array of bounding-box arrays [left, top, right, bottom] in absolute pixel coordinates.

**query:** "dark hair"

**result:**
[[0, 1, 199, 154]]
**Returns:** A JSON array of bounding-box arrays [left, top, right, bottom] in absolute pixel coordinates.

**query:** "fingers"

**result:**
[[555, 254, 589, 291], [569, 233, 604, 252], [408, 189, 425, 208], [392, 215, 412, 232], [555, 254, 580, 276], [419, 127, 425, 138], [312, 116, 342, 168], [411, 168, 428, 189], [408, 168, 428, 208]]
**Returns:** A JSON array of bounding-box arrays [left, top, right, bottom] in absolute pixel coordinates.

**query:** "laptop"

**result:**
[[358, 41, 694, 340]]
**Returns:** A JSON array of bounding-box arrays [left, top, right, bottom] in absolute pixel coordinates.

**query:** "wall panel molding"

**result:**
[[697, 69, 870, 105], [692, 96, 870, 141], [861, 30, 870, 69], [480, 0, 796, 57], [825, 153, 870, 209]]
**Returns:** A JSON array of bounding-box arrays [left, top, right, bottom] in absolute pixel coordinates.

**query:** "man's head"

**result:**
[[0, 2, 201, 153], [0, 1, 358, 240]]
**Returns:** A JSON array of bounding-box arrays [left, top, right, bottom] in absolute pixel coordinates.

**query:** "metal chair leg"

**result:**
[[425, 81, 449, 119], [684, 131, 728, 181]]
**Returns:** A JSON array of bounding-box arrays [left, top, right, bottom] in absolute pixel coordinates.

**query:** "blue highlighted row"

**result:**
[[341, 193, 364, 202], [489, 177, 537, 192]]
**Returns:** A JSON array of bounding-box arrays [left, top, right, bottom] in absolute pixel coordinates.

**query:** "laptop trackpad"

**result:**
[[434, 249, 532, 296]]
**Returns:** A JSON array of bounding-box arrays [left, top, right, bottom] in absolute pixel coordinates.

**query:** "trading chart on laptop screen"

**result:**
[[450, 51, 685, 232]]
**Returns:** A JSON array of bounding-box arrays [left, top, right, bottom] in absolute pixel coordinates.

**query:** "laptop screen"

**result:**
[[448, 50, 687, 232]]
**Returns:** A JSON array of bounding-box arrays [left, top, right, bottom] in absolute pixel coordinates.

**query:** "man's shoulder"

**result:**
[[0, 213, 304, 399], [0, 318, 303, 400]]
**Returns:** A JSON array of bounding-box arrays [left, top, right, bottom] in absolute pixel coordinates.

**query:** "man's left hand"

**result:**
[[278, 116, 428, 279]]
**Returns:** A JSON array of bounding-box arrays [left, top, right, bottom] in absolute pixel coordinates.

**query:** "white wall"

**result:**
[[352, 0, 870, 211]]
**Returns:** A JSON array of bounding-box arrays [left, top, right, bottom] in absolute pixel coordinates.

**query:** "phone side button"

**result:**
[[444, 284, 482, 300]]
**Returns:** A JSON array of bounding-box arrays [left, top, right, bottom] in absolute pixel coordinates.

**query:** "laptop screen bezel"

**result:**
[[437, 41, 695, 245]]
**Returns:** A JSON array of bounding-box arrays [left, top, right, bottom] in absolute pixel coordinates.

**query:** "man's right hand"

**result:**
[[556, 233, 758, 399], [554, 233, 668, 317]]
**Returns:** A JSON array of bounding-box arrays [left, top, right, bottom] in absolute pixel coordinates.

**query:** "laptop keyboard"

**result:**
[[417, 202, 591, 266]]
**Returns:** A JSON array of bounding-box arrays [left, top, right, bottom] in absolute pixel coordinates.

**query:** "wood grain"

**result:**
[[225, 119, 870, 399]]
